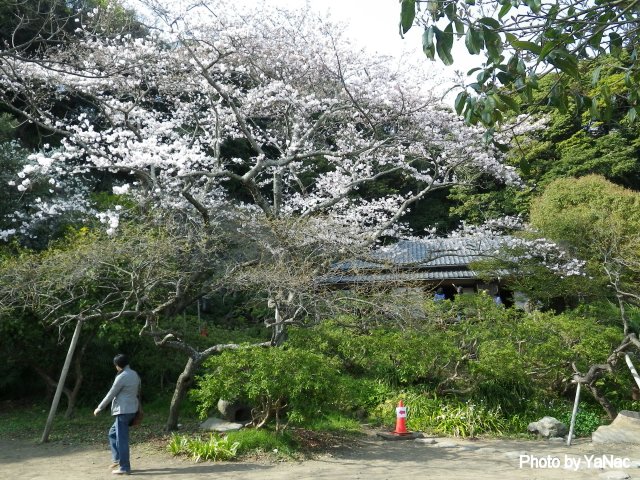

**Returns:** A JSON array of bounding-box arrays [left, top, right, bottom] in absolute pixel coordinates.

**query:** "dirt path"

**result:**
[[1, 434, 639, 480]]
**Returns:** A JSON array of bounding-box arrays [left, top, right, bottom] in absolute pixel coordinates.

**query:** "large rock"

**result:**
[[217, 398, 251, 422], [592, 410, 640, 444], [200, 417, 244, 432], [527, 416, 568, 438]]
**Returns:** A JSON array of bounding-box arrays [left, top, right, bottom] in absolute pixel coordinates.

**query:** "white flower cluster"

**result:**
[[96, 209, 121, 236], [494, 114, 550, 144], [0, 229, 17, 241], [0, 1, 521, 242], [112, 184, 130, 195], [452, 217, 586, 277]]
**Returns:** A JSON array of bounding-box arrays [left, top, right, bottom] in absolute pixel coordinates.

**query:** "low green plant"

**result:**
[[167, 433, 190, 456], [301, 412, 363, 434], [372, 394, 509, 437], [491, 399, 608, 438], [429, 402, 506, 437], [558, 407, 608, 437], [168, 433, 239, 462], [224, 428, 298, 457]]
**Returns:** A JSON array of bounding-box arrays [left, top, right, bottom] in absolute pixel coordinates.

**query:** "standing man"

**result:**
[[94, 354, 141, 475]]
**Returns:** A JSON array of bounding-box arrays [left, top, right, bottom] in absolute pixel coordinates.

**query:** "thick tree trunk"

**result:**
[[147, 314, 274, 431], [165, 356, 200, 431], [32, 365, 72, 405], [64, 330, 95, 418], [585, 383, 618, 420], [64, 352, 85, 418]]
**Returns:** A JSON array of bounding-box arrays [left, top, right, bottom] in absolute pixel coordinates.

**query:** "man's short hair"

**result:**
[[113, 354, 129, 368]]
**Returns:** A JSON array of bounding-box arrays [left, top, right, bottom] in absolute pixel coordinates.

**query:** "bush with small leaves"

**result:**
[[191, 346, 344, 431]]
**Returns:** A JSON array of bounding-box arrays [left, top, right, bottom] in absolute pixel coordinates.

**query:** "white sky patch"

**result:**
[[254, 1, 476, 69], [123, 0, 480, 98]]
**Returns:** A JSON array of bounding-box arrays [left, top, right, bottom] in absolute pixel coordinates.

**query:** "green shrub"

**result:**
[[338, 377, 395, 412], [558, 406, 608, 437], [288, 322, 459, 389], [492, 399, 608, 437], [287, 300, 626, 427], [191, 346, 344, 430]]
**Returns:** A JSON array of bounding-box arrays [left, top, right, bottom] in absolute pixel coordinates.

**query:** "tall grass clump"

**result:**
[[373, 393, 509, 437], [224, 429, 298, 457], [168, 429, 300, 461], [167, 433, 239, 462], [300, 412, 363, 434]]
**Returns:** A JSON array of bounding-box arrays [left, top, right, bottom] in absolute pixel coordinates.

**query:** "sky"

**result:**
[[125, 0, 481, 98], [267, 2, 476, 64], [248, 0, 479, 96]]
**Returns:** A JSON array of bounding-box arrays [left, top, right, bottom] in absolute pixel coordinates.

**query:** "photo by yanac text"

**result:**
[[519, 454, 631, 471]]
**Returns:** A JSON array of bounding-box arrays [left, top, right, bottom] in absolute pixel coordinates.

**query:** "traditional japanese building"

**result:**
[[325, 236, 510, 302]]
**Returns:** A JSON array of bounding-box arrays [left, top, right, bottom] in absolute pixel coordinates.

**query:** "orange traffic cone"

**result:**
[[393, 400, 409, 435]]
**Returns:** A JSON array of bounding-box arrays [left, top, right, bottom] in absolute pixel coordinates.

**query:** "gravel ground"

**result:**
[[1, 433, 639, 480]]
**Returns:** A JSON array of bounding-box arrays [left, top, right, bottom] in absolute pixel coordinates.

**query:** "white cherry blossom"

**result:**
[[0, 1, 519, 244]]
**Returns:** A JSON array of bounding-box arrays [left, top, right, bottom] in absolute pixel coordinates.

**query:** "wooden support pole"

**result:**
[[625, 354, 640, 390], [567, 382, 581, 446], [41, 319, 83, 443]]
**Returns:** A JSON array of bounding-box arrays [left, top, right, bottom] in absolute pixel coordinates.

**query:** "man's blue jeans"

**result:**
[[108, 412, 136, 472]]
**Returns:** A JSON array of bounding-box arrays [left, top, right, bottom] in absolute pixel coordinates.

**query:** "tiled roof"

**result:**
[[325, 236, 506, 284], [323, 269, 477, 284], [336, 237, 504, 269], [373, 237, 502, 267]]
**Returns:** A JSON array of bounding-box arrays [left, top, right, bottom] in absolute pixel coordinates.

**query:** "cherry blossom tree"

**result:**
[[0, 0, 523, 339], [0, 1, 518, 244], [0, 0, 522, 430]]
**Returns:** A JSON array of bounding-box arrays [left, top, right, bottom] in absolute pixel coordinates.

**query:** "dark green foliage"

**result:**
[[557, 406, 607, 438], [448, 180, 532, 224], [189, 295, 625, 436], [0, 305, 185, 405], [289, 320, 459, 389], [400, 1, 640, 126], [512, 73, 640, 191], [449, 62, 640, 227], [0, 219, 270, 411], [0, 0, 145, 52]]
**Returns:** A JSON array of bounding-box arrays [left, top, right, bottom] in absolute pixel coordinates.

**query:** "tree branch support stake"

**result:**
[[625, 354, 640, 390], [41, 318, 83, 443], [567, 382, 581, 446]]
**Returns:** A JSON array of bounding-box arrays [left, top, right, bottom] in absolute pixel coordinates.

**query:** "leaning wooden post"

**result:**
[[624, 354, 640, 390], [41, 318, 83, 443], [566, 381, 581, 446]]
